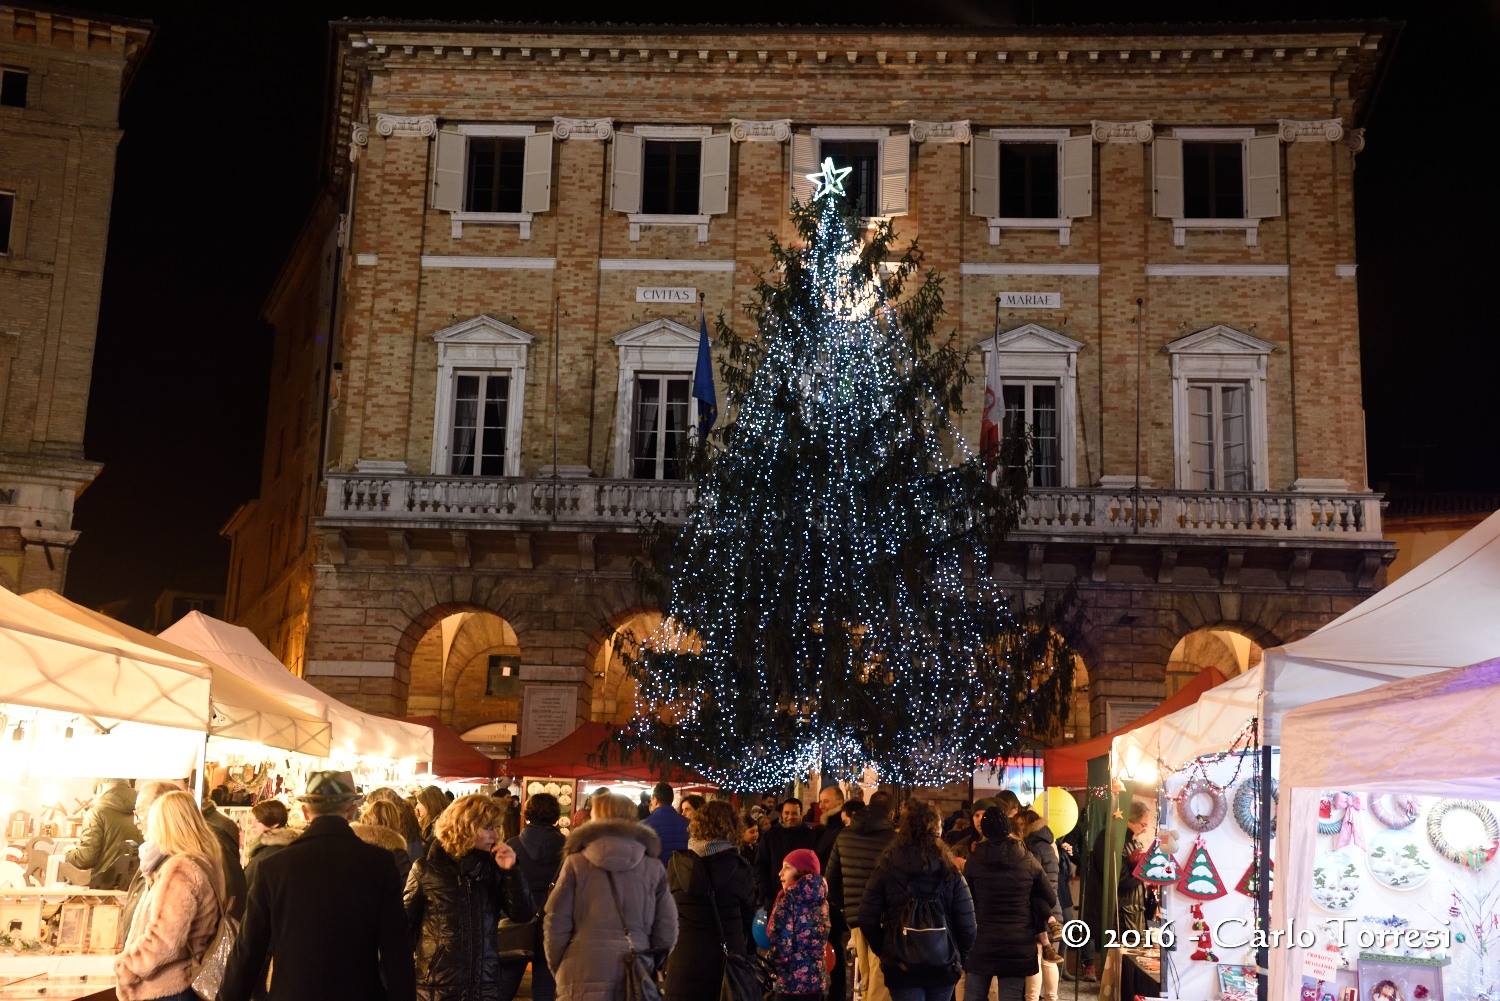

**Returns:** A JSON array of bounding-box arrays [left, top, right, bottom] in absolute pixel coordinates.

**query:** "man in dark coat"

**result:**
[[827, 791, 896, 1001], [65, 779, 141, 890], [201, 798, 248, 920], [814, 785, 846, 867], [220, 771, 415, 1001], [754, 797, 817, 906], [498, 792, 566, 1001]]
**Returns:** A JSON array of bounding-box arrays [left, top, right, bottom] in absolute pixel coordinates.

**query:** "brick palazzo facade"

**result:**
[[224, 20, 1396, 752], [0, 7, 150, 591]]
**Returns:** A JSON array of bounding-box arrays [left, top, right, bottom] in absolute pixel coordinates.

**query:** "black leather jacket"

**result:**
[[404, 840, 534, 1001]]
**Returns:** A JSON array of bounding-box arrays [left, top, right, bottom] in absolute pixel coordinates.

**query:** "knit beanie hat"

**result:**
[[784, 848, 821, 876]]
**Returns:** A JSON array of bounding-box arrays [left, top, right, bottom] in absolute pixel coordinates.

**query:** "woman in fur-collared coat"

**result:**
[[544, 795, 679, 1001]]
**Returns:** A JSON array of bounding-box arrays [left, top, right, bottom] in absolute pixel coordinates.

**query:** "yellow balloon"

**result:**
[[1037, 787, 1079, 838]]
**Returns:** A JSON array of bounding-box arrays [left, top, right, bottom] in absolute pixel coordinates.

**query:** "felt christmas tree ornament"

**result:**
[[1235, 854, 1274, 897], [1177, 835, 1229, 900], [1134, 838, 1180, 885]]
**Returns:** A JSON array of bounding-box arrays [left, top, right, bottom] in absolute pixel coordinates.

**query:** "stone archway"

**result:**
[[1164, 627, 1264, 695], [403, 606, 524, 733]]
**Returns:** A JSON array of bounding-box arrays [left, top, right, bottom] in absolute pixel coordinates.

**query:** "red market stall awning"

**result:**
[[501, 722, 703, 784], [1043, 666, 1228, 790], [404, 716, 497, 779]]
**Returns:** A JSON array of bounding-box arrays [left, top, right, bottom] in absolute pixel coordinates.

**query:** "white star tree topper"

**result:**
[[806, 157, 854, 201]]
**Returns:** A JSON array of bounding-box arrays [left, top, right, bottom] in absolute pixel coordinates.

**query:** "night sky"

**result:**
[[61, 2, 1499, 618]]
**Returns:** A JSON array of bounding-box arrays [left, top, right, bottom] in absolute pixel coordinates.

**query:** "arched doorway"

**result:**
[[588, 611, 664, 724], [1164, 627, 1263, 695], [407, 610, 523, 734]]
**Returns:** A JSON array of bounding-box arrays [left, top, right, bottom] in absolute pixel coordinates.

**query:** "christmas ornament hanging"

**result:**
[[1235, 852, 1274, 897], [1232, 775, 1278, 837], [1369, 793, 1421, 830], [1134, 838, 1180, 885], [1177, 778, 1228, 832], [1178, 835, 1229, 900], [1188, 904, 1220, 961], [1426, 799, 1500, 869]]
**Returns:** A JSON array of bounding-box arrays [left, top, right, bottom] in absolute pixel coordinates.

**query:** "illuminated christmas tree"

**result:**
[[620, 161, 1077, 789]]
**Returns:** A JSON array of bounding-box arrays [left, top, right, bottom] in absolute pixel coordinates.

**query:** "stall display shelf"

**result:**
[[523, 777, 579, 830]]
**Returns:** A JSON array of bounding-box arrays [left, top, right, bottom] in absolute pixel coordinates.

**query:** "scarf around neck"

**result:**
[[690, 838, 733, 857]]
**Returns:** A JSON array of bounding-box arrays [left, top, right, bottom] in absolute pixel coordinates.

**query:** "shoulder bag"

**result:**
[[183, 853, 239, 1000], [604, 869, 663, 1001], [497, 836, 549, 963], [702, 854, 765, 1001]]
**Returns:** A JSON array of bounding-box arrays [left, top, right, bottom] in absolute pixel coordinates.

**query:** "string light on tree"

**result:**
[[617, 169, 1078, 789]]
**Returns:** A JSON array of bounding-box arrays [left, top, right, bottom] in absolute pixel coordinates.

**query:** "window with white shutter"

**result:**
[[436, 125, 553, 239], [611, 132, 644, 214], [1160, 128, 1278, 247], [790, 132, 819, 206], [617, 127, 723, 242], [803, 127, 908, 220], [972, 129, 1090, 245]]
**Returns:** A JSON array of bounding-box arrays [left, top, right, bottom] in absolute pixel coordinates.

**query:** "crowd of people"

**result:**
[[92, 773, 1096, 1001]]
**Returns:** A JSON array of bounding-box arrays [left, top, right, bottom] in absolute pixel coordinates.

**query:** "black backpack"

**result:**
[[882, 872, 959, 976]]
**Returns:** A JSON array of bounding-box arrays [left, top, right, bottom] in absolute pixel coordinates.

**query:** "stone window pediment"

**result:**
[[431, 314, 535, 477], [1166, 324, 1273, 491], [979, 323, 1081, 488], [612, 318, 705, 479]]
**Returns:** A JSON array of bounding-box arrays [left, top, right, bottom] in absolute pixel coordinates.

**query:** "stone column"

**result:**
[[1091, 121, 1154, 486], [354, 114, 436, 472], [1280, 119, 1350, 491]]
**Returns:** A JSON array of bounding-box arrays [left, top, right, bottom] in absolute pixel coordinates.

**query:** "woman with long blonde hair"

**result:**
[[404, 793, 533, 1000], [114, 790, 225, 1001]]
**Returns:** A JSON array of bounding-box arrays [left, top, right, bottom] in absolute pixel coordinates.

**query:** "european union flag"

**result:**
[[693, 307, 717, 438]]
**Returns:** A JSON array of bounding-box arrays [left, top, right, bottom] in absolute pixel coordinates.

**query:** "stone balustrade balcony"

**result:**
[[321, 474, 1382, 542]]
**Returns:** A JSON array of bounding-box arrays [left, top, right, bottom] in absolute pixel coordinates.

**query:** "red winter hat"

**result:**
[[784, 848, 821, 876]]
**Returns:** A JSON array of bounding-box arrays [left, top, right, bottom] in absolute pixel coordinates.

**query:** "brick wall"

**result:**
[[226, 22, 1392, 753], [0, 7, 149, 591]]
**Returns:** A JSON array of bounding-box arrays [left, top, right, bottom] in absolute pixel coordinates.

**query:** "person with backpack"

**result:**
[[857, 799, 977, 1001], [961, 810, 1057, 1001], [66, 779, 141, 890], [767, 848, 831, 1001]]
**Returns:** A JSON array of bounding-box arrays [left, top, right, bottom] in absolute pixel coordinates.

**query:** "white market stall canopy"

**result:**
[[159, 612, 432, 763], [0, 583, 210, 731], [1113, 505, 1500, 773], [23, 590, 332, 757]]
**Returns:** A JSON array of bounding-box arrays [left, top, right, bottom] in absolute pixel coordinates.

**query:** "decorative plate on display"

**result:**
[[528, 781, 544, 795], [1311, 847, 1362, 912], [544, 782, 559, 796], [1366, 828, 1432, 890]]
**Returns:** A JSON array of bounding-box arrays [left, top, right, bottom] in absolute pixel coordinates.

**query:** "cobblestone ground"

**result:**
[[501, 967, 1104, 999]]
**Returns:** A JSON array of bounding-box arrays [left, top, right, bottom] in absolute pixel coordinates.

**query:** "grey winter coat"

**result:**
[[544, 819, 679, 1001]]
